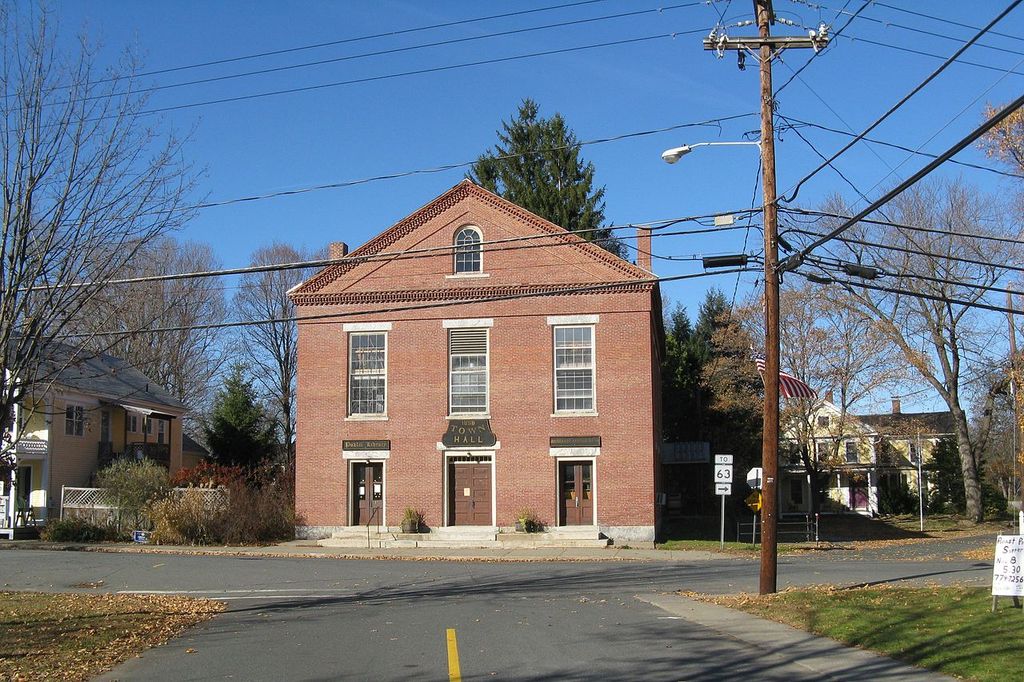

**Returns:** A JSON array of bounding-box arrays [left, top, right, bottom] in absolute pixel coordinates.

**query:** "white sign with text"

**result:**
[[992, 535, 1024, 597]]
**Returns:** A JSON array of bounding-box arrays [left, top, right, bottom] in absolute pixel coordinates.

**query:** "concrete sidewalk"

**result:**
[[636, 593, 955, 681], [0, 537, 736, 562]]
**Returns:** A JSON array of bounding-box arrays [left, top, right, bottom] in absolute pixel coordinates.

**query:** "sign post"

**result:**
[[714, 455, 733, 550]]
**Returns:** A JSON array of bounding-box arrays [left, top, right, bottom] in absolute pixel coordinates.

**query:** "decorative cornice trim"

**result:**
[[293, 281, 653, 307]]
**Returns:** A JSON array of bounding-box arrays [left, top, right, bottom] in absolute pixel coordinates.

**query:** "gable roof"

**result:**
[[290, 180, 653, 304], [858, 410, 955, 436], [36, 342, 185, 414]]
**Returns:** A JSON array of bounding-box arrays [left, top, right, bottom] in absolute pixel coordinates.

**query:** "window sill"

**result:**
[[345, 415, 389, 422], [551, 411, 599, 418], [446, 413, 490, 420], [445, 273, 490, 279]]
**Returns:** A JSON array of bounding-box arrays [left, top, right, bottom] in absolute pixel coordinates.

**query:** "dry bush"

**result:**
[[148, 491, 226, 546]]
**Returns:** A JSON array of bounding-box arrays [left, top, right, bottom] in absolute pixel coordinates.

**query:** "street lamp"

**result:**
[[660, 141, 762, 164], [662, 135, 783, 595]]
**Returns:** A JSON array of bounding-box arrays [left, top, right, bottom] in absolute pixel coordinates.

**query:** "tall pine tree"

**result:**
[[204, 364, 278, 469], [468, 99, 622, 256]]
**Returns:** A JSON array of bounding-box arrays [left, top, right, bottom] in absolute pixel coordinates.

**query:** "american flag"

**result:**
[[754, 356, 817, 400]]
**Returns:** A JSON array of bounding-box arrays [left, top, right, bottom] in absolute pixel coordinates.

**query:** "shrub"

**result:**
[[148, 491, 226, 545], [217, 474, 294, 544], [95, 458, 170, 532], [171, 461, 244, 488], [41, 517, 118, 543], [878, 477, 918, 516]]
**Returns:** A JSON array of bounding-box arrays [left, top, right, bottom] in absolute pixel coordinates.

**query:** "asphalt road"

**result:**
[[0, 546, 992, 681]]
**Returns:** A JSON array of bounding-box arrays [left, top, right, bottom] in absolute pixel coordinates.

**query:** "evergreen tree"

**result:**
[[204, 364, 278, 469], [469, 98, 623, 256], [926, 436, 965, 513]]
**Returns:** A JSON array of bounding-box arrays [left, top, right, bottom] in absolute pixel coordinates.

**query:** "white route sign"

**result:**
[[714, 464, 733, 484], [992, 535, 1024, 597], [714, 454, 733, 465], [715, 483, 731, 496]]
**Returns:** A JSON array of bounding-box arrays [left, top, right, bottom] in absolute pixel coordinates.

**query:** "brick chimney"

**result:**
[[636, 227, 652, 272], [824, 391, 834, 404], [329, 241, 349, 260], [891, 397, 901, 414]]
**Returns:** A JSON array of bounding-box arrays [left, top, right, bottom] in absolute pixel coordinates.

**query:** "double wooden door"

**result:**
[[560, 461, 593, 526], [352, 463, 383, 525], [450, 463, 491, 525]]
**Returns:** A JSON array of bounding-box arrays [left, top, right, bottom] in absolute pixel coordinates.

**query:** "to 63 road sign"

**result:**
[[714, 464, 733, 483]]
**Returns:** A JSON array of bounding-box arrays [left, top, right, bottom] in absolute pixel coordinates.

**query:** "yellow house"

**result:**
[[2, 346, 187, 533], [780, 398, 954, 516]]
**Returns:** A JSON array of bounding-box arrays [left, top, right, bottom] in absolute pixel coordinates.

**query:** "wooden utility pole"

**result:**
[[1009, 290, 1020, 507], [703, 0, 826, 594]]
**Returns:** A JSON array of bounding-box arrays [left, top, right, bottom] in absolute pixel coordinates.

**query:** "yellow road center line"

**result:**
[[446, 628, 462, 682]]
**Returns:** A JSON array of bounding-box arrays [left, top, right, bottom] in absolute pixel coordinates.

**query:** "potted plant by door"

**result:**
[[514, 508, 539, 533], [400, 507, 422, 533]]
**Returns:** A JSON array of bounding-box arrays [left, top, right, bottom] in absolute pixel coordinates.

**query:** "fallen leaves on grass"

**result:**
[[0, 591, 224, 681]]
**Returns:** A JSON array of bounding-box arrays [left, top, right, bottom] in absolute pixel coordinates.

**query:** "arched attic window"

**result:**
[[454, 226, 482, 274]]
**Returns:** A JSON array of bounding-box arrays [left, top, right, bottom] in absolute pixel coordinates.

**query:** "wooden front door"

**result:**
[[560, 461, 593, 526], [450, 463, 491, 525], [352, 463, 383, 525]]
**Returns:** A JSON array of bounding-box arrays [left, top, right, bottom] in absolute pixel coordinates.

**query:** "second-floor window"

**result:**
[[554, 326, 595, 412], [454, 226, 482, 274], [845, 440, 858, 463], [349, 332, 387, 416], [65, 404, 84, 436], [449, 328, 488, 414]]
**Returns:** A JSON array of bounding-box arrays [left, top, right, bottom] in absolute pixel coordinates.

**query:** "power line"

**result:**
[[782, 225, 1024, 276], [18, 208, 761, 292], [773, 0, 871, 97], [797, 0, 1024, 58], [793, 267, 1024, 317], [780, 87, 1024, 271], [70, 3, 703, 106], [777, 116, 1024, 180], [778, 0, 1024, 206], [165, 112, 758, 215], [59, 268, 754, 339], [801, 253, 1021, 298], [781, 207, 1024, 249], [872, 1, 1024, 46], [80, 0, 616, 85], [94, 27, 714, 122]]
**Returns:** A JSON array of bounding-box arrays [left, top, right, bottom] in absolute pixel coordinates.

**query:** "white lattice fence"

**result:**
[[61, 486, 228, 522]]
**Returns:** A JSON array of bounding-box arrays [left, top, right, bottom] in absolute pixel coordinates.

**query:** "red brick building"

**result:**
[[290, 181, 663, 544]]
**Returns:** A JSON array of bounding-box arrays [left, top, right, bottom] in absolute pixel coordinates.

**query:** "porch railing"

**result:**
[[98, 442, 171, 469]]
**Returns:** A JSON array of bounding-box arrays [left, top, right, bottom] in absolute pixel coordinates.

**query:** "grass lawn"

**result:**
[[657, 539, 805, 554], [703, 586, 1023, 681], [0, 591, 224, 681]]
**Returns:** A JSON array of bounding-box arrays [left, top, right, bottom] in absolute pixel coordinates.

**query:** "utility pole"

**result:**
[[703, 0, 827, 594], [1009, 289, 1020, 507]]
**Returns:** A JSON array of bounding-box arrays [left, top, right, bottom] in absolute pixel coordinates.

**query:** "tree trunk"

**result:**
[[952, 409, 983, 522]]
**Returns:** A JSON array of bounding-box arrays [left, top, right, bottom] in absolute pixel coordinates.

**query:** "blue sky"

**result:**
[[50, 1, 1024, 410]]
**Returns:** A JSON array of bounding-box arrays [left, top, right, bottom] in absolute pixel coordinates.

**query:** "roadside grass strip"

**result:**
[[699, 585, 1023, 682], [0, 591, 224, 681]]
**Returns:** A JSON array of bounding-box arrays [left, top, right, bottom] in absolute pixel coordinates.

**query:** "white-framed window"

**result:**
[[64, 404, 84, 437], [143, 417, 167, 444], [908, 440, 919, 463], [348, 332, 387, 416], [845, 440, 858, 463], [126, 413, 139, 433], [454, 226, 482, 274], [449, 327, 488, 414], [817, 415, 830, 427], [553, 326, 595, 412]]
